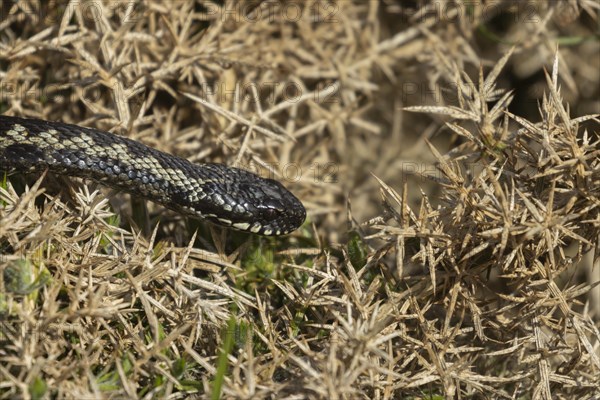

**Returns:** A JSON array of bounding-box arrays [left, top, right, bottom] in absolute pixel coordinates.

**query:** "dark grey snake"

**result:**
[[0, 115, 306, 235]]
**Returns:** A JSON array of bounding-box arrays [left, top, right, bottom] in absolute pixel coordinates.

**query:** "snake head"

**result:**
[[184, 165, 306, 236], [219, 176, 306, 236], [248, 178, 306, 235]]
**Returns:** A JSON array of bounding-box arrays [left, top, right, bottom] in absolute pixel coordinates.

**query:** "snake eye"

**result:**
[[262, 207, 280, 220]]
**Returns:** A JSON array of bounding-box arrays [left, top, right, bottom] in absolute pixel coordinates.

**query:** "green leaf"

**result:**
[[347, 231, 368, 270], [211, 314, 237, 400], [3, 259, 51, 295], [29, 377, 47, 400], [171, 357, 186, 379]]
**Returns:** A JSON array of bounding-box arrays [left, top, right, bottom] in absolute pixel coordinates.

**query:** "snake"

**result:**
[[0, 115, 306, 236]]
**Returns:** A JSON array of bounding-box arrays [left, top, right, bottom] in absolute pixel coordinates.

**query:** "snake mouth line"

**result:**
[[0, 115, 306, 236]]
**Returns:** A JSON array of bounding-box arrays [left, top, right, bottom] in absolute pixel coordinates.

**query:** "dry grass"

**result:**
[[1, 1, 599, 399]]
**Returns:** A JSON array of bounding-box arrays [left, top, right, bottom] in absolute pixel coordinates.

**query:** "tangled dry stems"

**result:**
[[0, 1, 599, 399]]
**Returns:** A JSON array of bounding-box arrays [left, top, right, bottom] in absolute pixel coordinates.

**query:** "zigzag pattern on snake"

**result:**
[[0, 115, 306, 236]]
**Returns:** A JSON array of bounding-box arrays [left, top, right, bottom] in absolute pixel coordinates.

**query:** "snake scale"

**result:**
[[0, 115, 306, 235]]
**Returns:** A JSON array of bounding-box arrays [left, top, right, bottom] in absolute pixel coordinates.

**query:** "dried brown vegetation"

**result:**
[[1, 1, 599, 399]]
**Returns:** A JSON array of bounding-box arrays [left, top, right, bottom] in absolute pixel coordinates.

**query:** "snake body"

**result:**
[[0, 116, 305, 235]]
